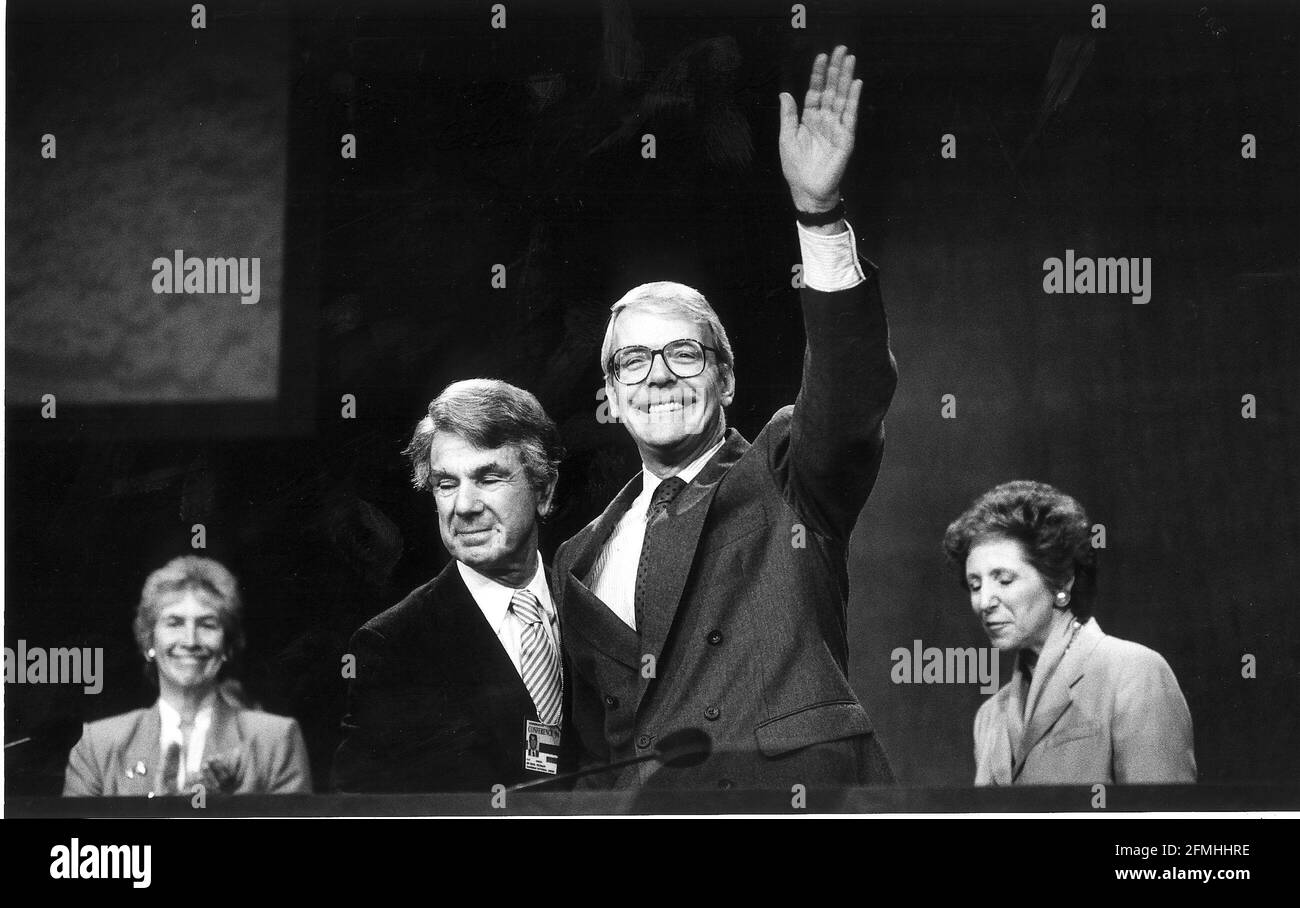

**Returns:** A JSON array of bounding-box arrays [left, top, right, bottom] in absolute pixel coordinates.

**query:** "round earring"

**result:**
[[146, 647, 156, 660], [1055, 591, 1069, 606]]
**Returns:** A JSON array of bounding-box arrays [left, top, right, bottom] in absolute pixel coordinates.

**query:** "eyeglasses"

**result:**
[[608, 339, 720, 385]]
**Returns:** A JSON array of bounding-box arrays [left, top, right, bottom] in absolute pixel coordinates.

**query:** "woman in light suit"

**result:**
[[64, 556, 312, 796], [943, 481, 1196, 785]]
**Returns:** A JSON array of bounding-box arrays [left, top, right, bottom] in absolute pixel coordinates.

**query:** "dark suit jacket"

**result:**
[[975, 618, 1197, 785], [555, 256, 898, 790], [332, 561, 576, 793], [63, 692, 312, 796]]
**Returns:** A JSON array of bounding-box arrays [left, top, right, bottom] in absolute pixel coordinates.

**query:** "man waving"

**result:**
[[556, 46, 898, 790]]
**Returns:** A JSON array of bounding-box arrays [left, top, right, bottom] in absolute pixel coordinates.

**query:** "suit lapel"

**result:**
[[1005, 661, 1028, 744], [559, 474, 643, 666], [566, 579, 639, 669], [1012, 620, 1105, 779], [432, 563, 537, 760], [541, 565, 573, 697], [634, 429, 748, 713], [996, 668, 1029, 785], [205, 691, 245, 763], [118, 707, 161, 796], [569, 474, 643, 582], [984, 688, 1016, 786]]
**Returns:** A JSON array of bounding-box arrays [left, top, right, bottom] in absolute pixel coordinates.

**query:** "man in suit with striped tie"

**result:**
[[332, 379, 574, 792]]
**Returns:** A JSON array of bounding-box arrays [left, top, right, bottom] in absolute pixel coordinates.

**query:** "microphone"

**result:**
[[509, 727, 712, 791], [650, 727, 712, 769]]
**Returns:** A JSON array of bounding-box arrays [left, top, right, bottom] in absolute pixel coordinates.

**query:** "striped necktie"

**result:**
[[509, 589, 562, 726]]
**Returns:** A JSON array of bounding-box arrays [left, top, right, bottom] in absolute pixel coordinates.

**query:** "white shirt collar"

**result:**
[[158, 692, 216, 743], [457, 555, 553, 636], [639, 435, 726, 503]]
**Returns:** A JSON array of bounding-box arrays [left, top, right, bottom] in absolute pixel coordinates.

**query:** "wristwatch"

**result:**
[[795, 199, 845, 227]]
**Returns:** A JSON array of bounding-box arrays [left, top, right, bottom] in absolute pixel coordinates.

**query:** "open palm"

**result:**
[[779, 46, 862, 212]]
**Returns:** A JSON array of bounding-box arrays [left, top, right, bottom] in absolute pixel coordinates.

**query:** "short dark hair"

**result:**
[[133, 556, 245, 681], [942, 480, 1097, 621], [403, 379, 564, 515]]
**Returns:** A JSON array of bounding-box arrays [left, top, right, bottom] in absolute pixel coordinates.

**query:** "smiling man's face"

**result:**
[[606, 308, 734, 476], [428, 432, 551, 587]]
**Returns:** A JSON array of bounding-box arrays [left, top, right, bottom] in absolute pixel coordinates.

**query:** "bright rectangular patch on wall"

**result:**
[[6, 14, 287, 406]]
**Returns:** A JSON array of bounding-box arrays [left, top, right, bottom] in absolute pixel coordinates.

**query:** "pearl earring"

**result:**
[[146, 647, 156, 660]]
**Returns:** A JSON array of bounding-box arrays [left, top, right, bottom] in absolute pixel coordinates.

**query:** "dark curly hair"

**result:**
[[942, 480, 1097, 621]]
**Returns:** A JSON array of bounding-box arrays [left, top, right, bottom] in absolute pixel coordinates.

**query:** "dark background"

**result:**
[[5, 0, 1297, 795]]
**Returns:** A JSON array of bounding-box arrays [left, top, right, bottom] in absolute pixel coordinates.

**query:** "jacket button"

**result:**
[[717, 779, 735, 790], [604, 694, 619, 708], [636, 734, 653, 749], [707, 630, 723, 645], [704, 706, 721, 721]]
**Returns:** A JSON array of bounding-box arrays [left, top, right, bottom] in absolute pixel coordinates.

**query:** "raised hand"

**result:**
[[778, 46, 862, 213]]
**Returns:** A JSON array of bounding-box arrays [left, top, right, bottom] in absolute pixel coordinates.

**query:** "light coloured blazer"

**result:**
[[63, 693, 312, 796], [975, 618, 1196, 785]]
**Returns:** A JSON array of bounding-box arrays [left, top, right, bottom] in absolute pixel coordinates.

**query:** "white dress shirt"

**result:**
[[457, 556, 560, 679], [584, 220, 866, 629], [586, 437, 725, 630], [158, 693, 214, 789], [796, 219, 866, 291]]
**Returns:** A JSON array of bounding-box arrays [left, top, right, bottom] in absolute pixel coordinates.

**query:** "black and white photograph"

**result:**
[[3, 0, 1298, 871]]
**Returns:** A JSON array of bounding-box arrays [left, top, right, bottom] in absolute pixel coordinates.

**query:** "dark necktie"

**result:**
[[159, 741, 182, 795], [634, 476, 687, 631]]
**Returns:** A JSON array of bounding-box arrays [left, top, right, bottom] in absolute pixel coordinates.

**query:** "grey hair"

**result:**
[[403, 378, 564, 515], [133, 556, 245, 672], [599, 281, 735, 381]]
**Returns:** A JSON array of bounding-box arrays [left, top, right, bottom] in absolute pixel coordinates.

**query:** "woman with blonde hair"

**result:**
[[64, 556, 311, 796]]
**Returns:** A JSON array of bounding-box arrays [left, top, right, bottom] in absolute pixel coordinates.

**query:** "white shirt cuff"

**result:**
[[797, 220, 867, 292]]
